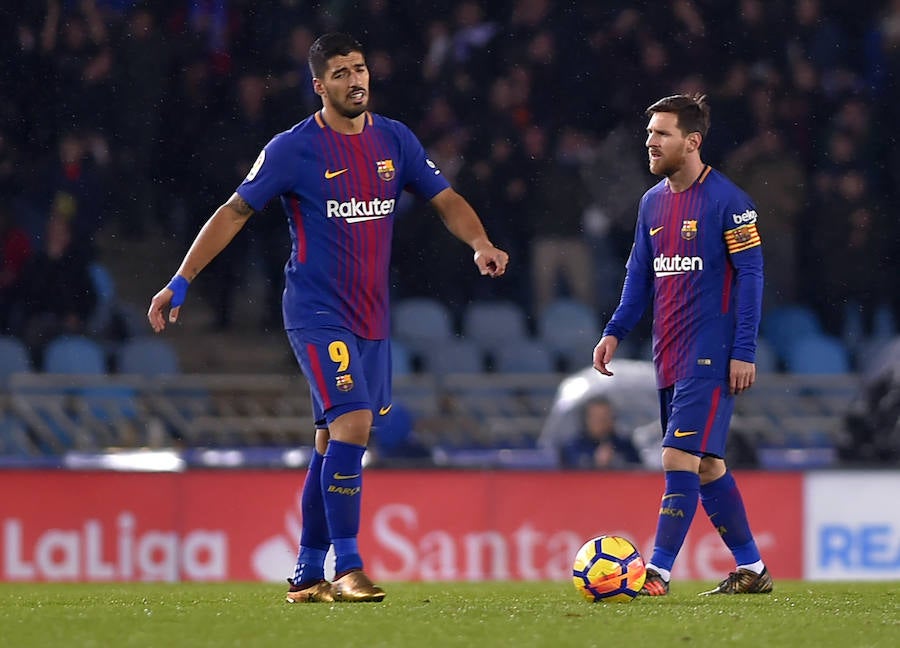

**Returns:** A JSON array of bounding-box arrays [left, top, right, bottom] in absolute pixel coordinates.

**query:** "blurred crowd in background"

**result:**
[[0, 0, 898, 348]]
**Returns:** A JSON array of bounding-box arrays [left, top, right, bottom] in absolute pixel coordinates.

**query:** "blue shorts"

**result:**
[[286, 327, 392, 429], [658, 378, 734, 458]]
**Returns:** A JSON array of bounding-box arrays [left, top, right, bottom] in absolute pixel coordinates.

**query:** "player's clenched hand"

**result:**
[[593, 335, 619, 376], [473, 245, 509, 278], [729, 359, 756, 394]]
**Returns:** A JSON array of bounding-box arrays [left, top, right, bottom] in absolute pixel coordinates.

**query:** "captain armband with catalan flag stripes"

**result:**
[[724, 224, 761, 254]]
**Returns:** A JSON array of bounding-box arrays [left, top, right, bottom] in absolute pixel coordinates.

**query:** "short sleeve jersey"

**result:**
[[236, 111, 450, 339], [603, 166, 764, 388]]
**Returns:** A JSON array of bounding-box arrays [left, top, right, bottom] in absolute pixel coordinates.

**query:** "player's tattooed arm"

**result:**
[[225, 192, 255, 218]]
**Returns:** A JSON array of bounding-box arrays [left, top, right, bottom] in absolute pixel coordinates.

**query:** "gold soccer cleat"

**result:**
[[285, 578, 335, 603], [699, 567, 774, 595], [331, 570, 386, 603]]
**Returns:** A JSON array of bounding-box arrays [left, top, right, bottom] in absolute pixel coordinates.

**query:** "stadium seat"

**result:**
[[783, 334, 851, 374], [537, 298, 600, 351], [874, 303, 897, 339], [391, 339, 414, 376], [0, 336, 33, 387], [556, 345, 593, 372], [115, 336, 181, 376], [42, 335, 106, 374], [761, 305, 823, 359], [462, 300, 529, 351], [492, 339, 555, 373], [537, 298, 600, 370], [87, 262, 116, 336], [393, 297, 455, 353], [421, 337, 484, 374], [754, 337, 779, 373]]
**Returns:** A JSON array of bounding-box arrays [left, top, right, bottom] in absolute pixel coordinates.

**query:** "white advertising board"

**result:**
[[804, 472, 900, 580]]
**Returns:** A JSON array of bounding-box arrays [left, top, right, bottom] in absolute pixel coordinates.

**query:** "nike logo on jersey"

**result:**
[[378, 404, 392, 416], [673, 429, 698, 438], [650, 226, 664, 236], [333, 472, 360, 480], [325, 168, 348, 179]]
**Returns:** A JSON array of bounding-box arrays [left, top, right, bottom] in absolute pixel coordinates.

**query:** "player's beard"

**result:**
[[649, 149, 685, 178], [328, 87, 368, 119]]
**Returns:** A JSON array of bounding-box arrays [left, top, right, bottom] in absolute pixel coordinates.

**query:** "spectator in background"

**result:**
[[41, 0, 114, 134], [270, 25, 319, 122], [0, 205, 33, 333], [809, 168, 888, 339], [29, 130, 107, 259], [202, 68, 275, 331], [113, 4, 168, 237], [561, 396, 641, 469], [528, 125, 596, 315], [724, 127, 805, 309], [15, 204, 97, 366], [1, 0, 895, 371]]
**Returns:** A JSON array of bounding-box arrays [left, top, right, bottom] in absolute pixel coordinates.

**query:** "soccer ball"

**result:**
[[572, 535, 646, 602]]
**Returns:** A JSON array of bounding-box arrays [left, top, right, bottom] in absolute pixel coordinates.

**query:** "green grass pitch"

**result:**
[[1, 581, 897, 647]]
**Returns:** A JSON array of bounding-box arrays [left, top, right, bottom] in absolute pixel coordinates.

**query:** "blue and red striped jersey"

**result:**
[[603, 166, 764, 388], [236, 111, 450, 339]]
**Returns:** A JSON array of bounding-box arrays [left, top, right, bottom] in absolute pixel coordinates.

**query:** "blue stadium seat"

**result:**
[[754, 337, 779, 373], [43, 335, 106, 374], [537, 298, 600, 368], [421, 338, 484, 374], [556, 345, 593, 372], [761, 305, 823, 359], [493, 339, 555, 373], [87, 262, 116, 335], [783, 334, 850, 374], [874, 303, 897, 340], [463, 300, 529, 351], [393, 297, 455, 353], [391, 339, 414, 377], [115, 336, 180, 376], [0, 336, 33, 387]]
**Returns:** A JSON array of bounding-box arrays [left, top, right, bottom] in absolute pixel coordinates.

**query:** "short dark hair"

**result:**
[[308, 32, 364, 78], [646, 94, 711, 140]]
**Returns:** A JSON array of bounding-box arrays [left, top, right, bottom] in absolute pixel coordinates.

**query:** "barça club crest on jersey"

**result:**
[[733, 228, 752, 244], [681, 220, 698, 240], [336, 374, 354, 392], [376, 159, 395, 181]]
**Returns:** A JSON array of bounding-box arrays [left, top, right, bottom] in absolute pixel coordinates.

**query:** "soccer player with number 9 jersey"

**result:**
[[148, 33, 508, 603]]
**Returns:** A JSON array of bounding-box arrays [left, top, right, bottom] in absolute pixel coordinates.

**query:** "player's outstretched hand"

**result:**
[[473, 245, 509, 278], [593, 335, 619, 376]]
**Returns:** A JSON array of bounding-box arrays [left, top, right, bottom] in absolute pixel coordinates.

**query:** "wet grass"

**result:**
[[0, 580, 897, 647]]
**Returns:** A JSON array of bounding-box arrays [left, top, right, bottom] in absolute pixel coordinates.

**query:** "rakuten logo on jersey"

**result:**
[[326, 197, 395, 223], [653, 253, 704, 277], [732, 209, 757, 225]]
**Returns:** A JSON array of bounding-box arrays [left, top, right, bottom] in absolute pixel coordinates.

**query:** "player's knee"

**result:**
[[698, 457, 726, 484], [328, 408, 373, 446], [661, 446, 700, 472]]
